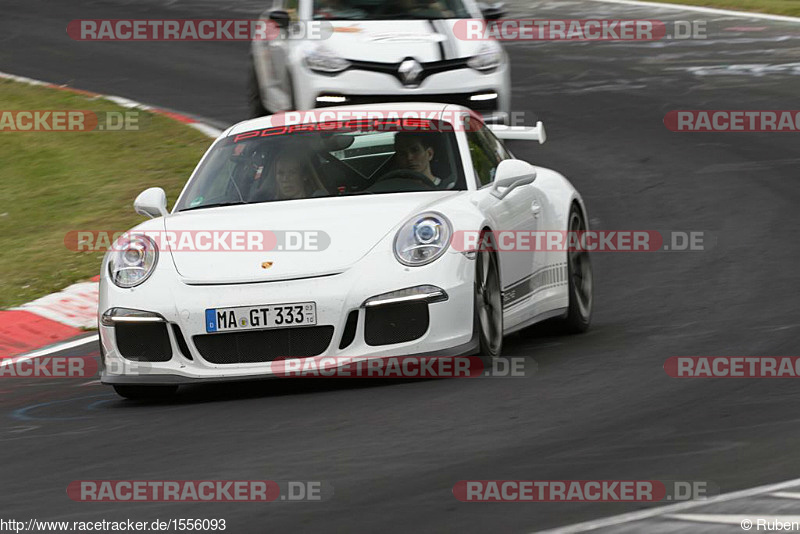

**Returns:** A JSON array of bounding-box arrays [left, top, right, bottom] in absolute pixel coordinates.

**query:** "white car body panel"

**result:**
[[164, 192, 458, 283], [100, 103, 585, 385]]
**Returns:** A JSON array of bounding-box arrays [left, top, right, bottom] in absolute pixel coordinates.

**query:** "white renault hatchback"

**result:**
[[248, 0, 510, 122]]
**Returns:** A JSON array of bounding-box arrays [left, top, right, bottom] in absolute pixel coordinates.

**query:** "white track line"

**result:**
[[0, 335, 99, 368], [0, 71, 222, 140], [533, 476, 800, 533], [586, 0, 800, 23], [770, 492, 800, 499], [668, 513, 800, 524], [0, 72, 48, 86], [526, 6, 796, 530], [77, 379, 102, 387], [189, 122, 224, 138]]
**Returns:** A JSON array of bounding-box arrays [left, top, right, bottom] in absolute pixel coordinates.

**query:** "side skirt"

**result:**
[[503, 307, 568, 336]]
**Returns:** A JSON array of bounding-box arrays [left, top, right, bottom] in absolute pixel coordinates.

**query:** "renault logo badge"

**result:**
[[398, 58, 423, 86], [261, 261, 273, 269]]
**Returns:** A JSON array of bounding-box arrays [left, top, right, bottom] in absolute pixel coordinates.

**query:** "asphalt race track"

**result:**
[[2, 0, 800, 531]]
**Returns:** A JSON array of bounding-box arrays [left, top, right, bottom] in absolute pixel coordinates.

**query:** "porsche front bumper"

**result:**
[[99, 249, 477, 385]]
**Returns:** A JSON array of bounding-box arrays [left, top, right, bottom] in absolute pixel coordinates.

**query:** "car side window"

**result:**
[[483, 125, 513, 161], [465, 118, 511, 187]]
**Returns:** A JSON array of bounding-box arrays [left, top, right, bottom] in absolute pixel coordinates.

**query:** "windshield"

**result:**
[[174, 119, 466, 212], [312, 0, 470, 20]]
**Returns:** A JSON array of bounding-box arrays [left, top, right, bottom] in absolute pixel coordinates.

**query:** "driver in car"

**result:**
[[393, 131, 455, 189]]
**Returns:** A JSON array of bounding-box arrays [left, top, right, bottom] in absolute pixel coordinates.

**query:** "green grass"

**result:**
[[0, 79, 213, 308], [649, 0, 800, 16]]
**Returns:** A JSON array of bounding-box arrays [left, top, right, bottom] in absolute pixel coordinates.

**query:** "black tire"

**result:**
[[113, 385, 178, 400], [559, 205, 593, 333], [247, 63, 269, 118], [285, 70, 297, 110], [98, 341, 106, 375], [474, 231, 503, 359]]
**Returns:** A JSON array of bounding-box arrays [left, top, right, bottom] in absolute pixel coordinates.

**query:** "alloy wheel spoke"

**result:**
[[481, 253, 490, 289]]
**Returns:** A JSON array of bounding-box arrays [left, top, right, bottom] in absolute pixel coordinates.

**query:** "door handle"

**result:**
[[531, 201, 541, 217]]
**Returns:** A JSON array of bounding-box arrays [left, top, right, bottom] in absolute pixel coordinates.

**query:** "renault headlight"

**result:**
[[108, 234, 158, 288], [305, 45, 350, 74], [467, 45, 504, 73], [394, 212, 452, 266]]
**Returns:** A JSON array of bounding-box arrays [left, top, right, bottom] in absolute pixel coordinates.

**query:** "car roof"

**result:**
[[225, 102, 470, 137]]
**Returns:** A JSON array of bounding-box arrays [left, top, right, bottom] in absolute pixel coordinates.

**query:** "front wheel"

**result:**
[[474, 233, 503, 359], [113, 385, 178, 400], [559, 205, 593, 333]]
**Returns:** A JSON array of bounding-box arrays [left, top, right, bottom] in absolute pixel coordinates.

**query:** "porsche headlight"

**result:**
[[108, 234, 158, 288], [394, 212, 452, 266], [305, 45, 350, 74], [467, 45, 504, 73]]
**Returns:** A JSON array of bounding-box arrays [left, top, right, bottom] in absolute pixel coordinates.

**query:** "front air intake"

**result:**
[[364, 302, 429, 346], [115, 323, 172, 362], [193, 326, 335, 364], [339, 310, 359, 349]]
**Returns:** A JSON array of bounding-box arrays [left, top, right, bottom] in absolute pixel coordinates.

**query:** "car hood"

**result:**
[[321, 20, 487, 63], [164, 192, 458, 284]]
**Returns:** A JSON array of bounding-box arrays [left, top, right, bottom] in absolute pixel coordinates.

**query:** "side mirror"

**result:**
[[269, 10, 291, 29], [491, 160, 536, 199], [134, 187, 168, 218], [478, 2, 506, 21]]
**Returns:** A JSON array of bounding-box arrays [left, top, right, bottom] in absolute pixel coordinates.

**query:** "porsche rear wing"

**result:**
[[487, 121, 547, 145]]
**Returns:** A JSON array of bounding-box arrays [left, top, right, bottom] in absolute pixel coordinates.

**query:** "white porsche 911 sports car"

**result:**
[[99, 103, 592, 399], [249, 0, 510, 122]]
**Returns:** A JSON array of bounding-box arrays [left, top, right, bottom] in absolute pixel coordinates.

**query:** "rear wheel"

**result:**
[[474, 232, 503, 359], [113, 385, 178, 400], [559, 205, 593, 333], [247, 63, 269, 118], [285, 70, 297, 110]]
